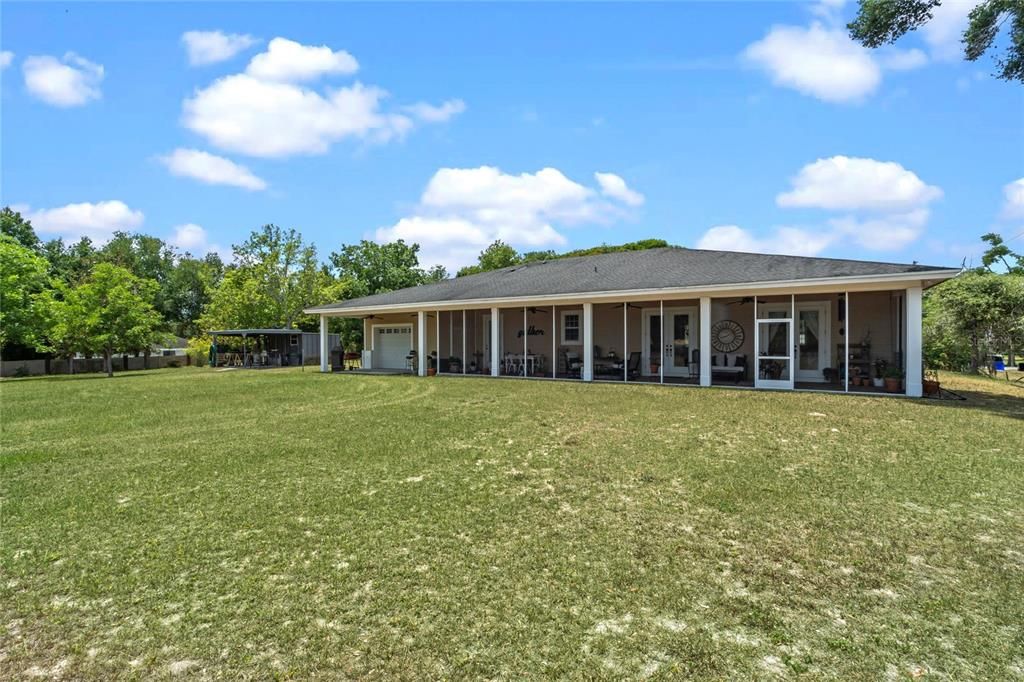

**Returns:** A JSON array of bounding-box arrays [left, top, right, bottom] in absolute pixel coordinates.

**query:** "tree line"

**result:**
[[0, 209, 440, 375], [1, 207, 670, 376]]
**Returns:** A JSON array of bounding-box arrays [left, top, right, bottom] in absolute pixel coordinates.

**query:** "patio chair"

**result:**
[[627, 351, 641, 379], [562, 350, 582, 378]]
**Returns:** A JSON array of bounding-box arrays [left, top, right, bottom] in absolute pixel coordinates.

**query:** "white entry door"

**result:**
[[642, 307, 698, 377], [755, 311, 793, 390], [373, 325, 412, 369], [763, 302, 831, 382]]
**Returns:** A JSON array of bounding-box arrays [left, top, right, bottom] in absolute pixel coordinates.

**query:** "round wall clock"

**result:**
[[711, 319, 745, 353]]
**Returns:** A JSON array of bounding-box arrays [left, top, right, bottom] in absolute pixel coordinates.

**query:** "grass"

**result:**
[[2, 368, 1022, 680]]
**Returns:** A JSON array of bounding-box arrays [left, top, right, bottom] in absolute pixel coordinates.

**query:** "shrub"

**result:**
[[186, 337, 211, 368]]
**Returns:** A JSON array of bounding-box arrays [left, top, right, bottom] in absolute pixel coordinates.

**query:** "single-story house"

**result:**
[[304, 247, 959, 397]]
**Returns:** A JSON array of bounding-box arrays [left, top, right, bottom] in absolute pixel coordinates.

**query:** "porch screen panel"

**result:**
[[673, 313, 690, 368], [649, 314, 661, 373], [798, 309, 820, 371]]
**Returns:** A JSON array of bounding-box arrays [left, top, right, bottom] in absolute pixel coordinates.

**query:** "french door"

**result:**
[[794, 302, 830, 382], [642, 307, 698, 377]]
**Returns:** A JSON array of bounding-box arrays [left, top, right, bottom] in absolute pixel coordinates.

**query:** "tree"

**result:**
[[1, 207, 41, 251], [165, 253, 225, 338], [849, 0, 1024, 82], [980, 231, 1024, 274], [199, 226, 339, 337], [234, 225, 333, 329], [100, 232, 179, 330], [923, 270, 1021, 371], [329, 240, 431, 297], [71, 263, 162, 377], [35, 285, 92, 374], [456, 241, 522, 277], [0, 235, 51, 351], [42, 236, 98, 286], [456, 238, 672, 277]]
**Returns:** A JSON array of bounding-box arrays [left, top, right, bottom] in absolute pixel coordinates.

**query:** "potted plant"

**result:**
[[650, 359, 660, 374], [923, 368, 941, 397], [427, 351, 437, 376], [448, 355, 461, 373], [873, 359, 887, 388], [883, 366, 903, 393]]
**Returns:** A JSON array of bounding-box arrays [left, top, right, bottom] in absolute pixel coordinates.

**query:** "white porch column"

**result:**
[[582, 302, 594, 381], [319, 315, 329, 372], [905, 286, 923, 397], [699, 296, 712, 387], [417, 311, 427, 376], [490, 307, 500, 377]]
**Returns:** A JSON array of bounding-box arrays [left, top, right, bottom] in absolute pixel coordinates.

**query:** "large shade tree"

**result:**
[[0, 234, 51, 352], [849, 0, 1024, 82], [55, 263, 163, 377], [199, 225, 339, 334]]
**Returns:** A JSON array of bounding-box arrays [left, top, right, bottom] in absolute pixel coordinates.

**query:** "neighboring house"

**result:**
[[304, 247, 959, 397]]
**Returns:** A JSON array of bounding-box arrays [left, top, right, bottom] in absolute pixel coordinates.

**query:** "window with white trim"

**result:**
[[561, 311, 581, 345]]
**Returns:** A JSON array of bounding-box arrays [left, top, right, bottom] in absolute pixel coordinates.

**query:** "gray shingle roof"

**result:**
[[311, 247, 955, 312]]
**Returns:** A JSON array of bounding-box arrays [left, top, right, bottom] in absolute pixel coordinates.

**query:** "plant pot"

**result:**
[[884, 377, 901, 393], [650, 364, 659, 374], [923, 379, 940, 396], [427, 368, 436, 377], [872, 378, 884, 388]]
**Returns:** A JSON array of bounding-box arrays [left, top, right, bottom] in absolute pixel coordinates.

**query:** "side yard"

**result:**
[[2, 369, 1022, 679]]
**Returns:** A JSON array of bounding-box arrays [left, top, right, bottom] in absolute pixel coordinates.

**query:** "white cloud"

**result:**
[[698, 156, 942, 257], [168, 223, 230, 259], [402, 99, 466, 123], [22, 52, 103, 107], [0, 51, 13, 69], [182, 37, 461, 158], [829, 209, 931, 251], [922, 0, 976, 61], [1002, 177, 1024, 220], [245, 37, 357, 82], [809, 0, 848, 23], [182, 30, 259, 66], [26, 200, 143, 243], [880, 47, 929, 71], [743, 22, 881, 103], [777, 155, 942, 212], [376, 166, 643, 272], [159, 148, 267, 191], [594, 172, 645, 206], [697, 224, 838, 257]]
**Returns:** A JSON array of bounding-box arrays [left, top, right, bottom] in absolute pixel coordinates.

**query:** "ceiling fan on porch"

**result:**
[[611, 302, 642, 309], [726, 297, 754, 306]]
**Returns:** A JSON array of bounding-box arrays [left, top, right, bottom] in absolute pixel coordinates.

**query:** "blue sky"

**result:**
[[2, 1, 1022, 272]]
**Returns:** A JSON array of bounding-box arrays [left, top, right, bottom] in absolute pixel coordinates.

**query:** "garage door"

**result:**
[[374, 325, 413, 369]]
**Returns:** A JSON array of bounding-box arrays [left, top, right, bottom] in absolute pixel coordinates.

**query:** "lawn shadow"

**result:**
[[1, 371, 161, 384], [923, 378, 1024, 421]]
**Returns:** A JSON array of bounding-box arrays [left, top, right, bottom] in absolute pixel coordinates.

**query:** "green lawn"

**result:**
[[2, 369, 1022, 680]]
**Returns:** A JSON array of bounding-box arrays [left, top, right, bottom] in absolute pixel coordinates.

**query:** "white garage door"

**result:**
[[374, 325, 413, 369]]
